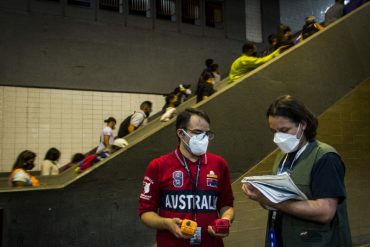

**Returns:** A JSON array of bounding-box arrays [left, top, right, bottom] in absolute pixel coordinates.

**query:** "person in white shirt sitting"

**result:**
[[96, 117, 117, 153], [41, 147, 61, 176]]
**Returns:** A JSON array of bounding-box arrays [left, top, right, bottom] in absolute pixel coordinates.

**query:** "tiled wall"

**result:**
[[245, 0, 263, 43], [0, 86, 164, 172]]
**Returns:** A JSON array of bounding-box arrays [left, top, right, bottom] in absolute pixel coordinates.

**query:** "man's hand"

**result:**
[[242, 183, 273, 207], [207, 218, 231, 238], [207, 225, 229, 238], [242, 184, 340, 224], [164, 218, 192, 239]]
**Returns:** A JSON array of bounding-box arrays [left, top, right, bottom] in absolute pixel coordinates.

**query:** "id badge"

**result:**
[[189, 227, 202, 245]]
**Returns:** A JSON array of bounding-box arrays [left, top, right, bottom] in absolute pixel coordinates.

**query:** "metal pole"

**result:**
[[119, 0, 123, 14], [177, 0, 181, 32], [27, 0, 31, 13], [94, 0, 99, 21], [151, 0, 155, 30], [124, 0, 128, 27], [61, 0, 67, 18], [223, 0, 228, 39], [200, 0, 205, 36]]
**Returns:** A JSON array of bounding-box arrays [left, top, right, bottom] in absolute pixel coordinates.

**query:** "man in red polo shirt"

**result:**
[[138, 108, 234, 247]]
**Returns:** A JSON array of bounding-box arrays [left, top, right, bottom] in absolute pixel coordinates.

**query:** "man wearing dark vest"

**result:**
[[242, 95, 351, 246]]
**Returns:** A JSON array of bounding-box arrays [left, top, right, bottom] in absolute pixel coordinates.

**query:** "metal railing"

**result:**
[[100, 0, 119, 8]]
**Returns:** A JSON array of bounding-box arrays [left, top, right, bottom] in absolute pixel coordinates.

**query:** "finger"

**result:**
[[173, 231, 181, 238], [207, 225, 216, 235], [247, 183, 255, 191], [173, 218, 182, 225], [241, 184, 248, 194], [207, 226, 229, 238]]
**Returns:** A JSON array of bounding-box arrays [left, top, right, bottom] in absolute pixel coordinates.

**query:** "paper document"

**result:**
[[241, 172, 308, 203]]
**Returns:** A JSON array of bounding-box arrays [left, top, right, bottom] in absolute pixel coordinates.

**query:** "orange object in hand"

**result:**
[[180, 219, 198, 236]]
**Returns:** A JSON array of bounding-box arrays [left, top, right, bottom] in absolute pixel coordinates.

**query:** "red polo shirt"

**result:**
[[138, 149, 234, 247]]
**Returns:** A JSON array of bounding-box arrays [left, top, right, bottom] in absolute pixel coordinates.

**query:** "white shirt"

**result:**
[[160, 107, 177, 122], [213, 72, 221, 83], [12, 169, 32, 184], [41, 160, 59, 176], [97, 126, 114, 153], [130, 110, 147, 127]]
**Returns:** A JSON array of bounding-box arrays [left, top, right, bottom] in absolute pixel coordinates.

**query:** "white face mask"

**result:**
[[273, 124, 303, 153], [182, 130, 209, 156]]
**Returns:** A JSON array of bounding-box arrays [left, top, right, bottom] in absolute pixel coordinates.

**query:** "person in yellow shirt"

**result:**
[[228, 42, 281, 82]]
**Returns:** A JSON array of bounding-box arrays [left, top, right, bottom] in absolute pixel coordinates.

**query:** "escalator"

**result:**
[[0, 3, 369, 247]]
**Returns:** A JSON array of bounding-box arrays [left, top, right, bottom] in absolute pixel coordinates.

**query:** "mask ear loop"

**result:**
[[180, 129, 192, 151], [296, 123, 304, 139]]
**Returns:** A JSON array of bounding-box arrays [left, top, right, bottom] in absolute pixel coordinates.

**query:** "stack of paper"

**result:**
[[241, 172, 308, 203]]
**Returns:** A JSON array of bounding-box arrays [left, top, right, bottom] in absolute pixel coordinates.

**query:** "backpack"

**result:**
[[78, 154, 98, 172], [117, 114, 133, 138]]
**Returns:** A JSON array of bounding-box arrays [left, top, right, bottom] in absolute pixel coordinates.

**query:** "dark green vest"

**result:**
[[271, 140, 352, 247]]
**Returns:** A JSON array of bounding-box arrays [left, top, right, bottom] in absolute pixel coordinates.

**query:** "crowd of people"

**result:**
[[8, 101, 153, 187], [6, 1, 364, 245], [229, 14, 328, 83], [8, 0, 364, 188], [229, 0, 370, 84]]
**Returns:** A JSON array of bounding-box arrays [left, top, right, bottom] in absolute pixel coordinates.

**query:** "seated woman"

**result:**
[[41, 147, 61, 176], [9, 150, 40, 187]]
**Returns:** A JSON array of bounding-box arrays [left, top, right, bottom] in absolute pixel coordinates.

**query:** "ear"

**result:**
[[176, 129, 184, 139]]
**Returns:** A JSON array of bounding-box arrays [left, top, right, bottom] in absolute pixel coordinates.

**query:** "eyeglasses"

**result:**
[[184, 129, 215, 140]]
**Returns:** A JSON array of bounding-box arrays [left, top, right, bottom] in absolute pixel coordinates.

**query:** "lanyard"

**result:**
[[182, 155, 201, 192], [175, 149, 201, 220], [175, 149, 201, 190], [278, 143, 308, 174]]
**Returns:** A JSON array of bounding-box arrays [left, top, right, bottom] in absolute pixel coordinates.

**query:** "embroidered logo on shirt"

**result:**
[[173, 171, 184, 188], [207, 170, 218, 178], [206, 170, 218, 188], [140, 176, 154, 200]]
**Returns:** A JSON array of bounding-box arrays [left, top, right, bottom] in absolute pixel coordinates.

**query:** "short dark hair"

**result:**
[[44, 147, 61, 162], [205, 58, 214, 67], [12, 150, 36, 171], [176, 108, 211, 130], [266, 95, 318, 140], [279, 24, 291, 34], [104, 117, 116, 124], [140, 101, 152, 109], [71, 153, 85, 164], [242, 42, 255, 54]]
